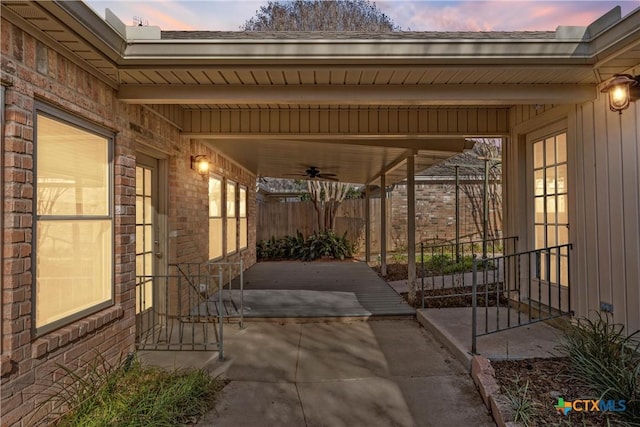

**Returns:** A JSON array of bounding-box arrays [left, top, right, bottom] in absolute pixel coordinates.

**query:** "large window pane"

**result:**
[[209, 177, 221, 217], [240, 218, 248, 250], [227, 182, 236, 217], [226, 181, 237, 254], [209, 218, 223, 260], [209, 176, 223, 260], [35, 109, 113, 332], [239, 186, 247, 249], [37, 115, 109, 216], [227, 219, 237, 254], [36, 220, 112, 327]]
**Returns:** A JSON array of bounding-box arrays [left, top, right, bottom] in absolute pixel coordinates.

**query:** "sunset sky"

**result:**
[[84, 0, 640, 31]]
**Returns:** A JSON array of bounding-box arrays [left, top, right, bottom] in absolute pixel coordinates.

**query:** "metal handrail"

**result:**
[[471, 243, 572, 354]]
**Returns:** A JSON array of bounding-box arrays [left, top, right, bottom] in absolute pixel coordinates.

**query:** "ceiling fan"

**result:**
[[287, 166, 339, 181]]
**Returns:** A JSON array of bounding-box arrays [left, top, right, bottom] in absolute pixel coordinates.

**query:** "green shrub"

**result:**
[[558, 313, 640, 423], [423, 254, 480, 274], [33, 353, 225, 426], [257, 230, 354, 261], [502, 375, 536, 427]]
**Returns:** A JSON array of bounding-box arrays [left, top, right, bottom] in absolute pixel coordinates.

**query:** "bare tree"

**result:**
[[443, 139, 502, 240], [242, 0, 400, 31], [307, 180, 351, 232]]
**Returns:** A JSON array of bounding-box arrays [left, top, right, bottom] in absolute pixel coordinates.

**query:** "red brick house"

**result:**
[[2, 2, 640, 425]]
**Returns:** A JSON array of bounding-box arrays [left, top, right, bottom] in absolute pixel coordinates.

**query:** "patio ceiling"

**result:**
[[204, 136, 474, 185], [4, 1, 640, 184]]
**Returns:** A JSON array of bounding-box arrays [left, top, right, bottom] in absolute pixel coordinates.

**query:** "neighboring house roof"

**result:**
[[258, 178, 308, 195], [161, 31, 557, 40], [419, 141, 502, 178]]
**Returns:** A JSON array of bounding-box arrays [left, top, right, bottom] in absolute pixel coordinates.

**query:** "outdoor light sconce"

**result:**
[[600, 74, 640, 114], [191, 155, 210, 175]]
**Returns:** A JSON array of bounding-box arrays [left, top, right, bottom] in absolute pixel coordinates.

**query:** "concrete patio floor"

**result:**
[[139, 319, 494, 427], [212, 261, 415, 319], [417, 307, 564, 369]]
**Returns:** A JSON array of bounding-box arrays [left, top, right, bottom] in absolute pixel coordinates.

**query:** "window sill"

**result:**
[[32, 305, 124, 359]]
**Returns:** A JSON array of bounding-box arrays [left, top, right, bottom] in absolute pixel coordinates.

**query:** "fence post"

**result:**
[[471, 255, 478, 355], [455, 165, 460, 263]]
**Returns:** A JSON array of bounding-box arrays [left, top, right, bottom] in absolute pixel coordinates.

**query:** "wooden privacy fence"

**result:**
[[257, 199, 389, 254]]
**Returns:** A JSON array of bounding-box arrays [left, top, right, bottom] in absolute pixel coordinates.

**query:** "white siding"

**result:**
[[182, 107, 510, 136], [507, 98, 640, 334]]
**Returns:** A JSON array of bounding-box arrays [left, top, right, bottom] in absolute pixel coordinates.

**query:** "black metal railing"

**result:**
[[135, 261, 245, 355], [418, 236, 518, 309], [471, 243, 572, 354], [135, 264, 224, 353]]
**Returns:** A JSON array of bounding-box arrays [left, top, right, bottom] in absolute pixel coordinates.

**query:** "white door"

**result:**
[[528, 129, 570, 312], [135, 154, 159, 314]]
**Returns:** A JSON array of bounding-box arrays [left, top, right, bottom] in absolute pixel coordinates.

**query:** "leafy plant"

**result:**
[[502, 374, 536, 426], [31, 352, 225, 426], [422, 254, 478, 274], [256, 230, 354, 261], [558, 313, 640, 423]]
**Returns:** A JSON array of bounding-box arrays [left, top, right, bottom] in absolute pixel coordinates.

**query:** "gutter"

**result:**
[[36, 1, 126, 63]]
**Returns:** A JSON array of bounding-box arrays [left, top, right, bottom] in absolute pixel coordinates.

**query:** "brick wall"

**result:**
[[1, 18, 137, 424], [389, 179, 502, 250], [167, 140, 256, 269], [1, 18, 256, 426]]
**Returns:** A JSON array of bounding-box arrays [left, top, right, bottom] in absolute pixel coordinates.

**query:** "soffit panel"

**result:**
[[117, 66, 599, 86], [2, 1, 121, 85], [203, 137, 463, 185], [205, 138, 407, 184]]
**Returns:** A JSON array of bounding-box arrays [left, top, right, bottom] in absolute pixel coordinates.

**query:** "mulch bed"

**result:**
[[401, 286, 509, 309], [372, 263, 508, 309], [492, 357, 625, 426]]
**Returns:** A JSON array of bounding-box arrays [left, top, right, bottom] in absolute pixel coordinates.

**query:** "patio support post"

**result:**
[[455, 165, 460, 263], [365, 184, 371, 263], [483, 158, 489, 259], [407, 156, 416, 300], [380, 174, 387, 276]]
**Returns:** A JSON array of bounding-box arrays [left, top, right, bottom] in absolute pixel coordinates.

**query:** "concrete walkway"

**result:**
[[213, 261, 415, 319], [140, 320, 494, 427], [417, 307, 564, 369]]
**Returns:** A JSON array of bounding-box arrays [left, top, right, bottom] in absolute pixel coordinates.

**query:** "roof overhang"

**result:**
[[3, 2, 640, 185]]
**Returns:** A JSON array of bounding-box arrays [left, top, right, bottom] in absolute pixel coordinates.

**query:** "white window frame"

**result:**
[[239, 185, 248, 250]]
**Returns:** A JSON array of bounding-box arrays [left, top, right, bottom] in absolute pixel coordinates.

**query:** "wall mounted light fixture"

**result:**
[[600, 73, 640, 114], [191, 155, 210, 175]]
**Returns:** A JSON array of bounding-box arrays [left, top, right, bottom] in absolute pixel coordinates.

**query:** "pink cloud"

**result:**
[[378, 1, 640, 31], [86, 0, 639, 32]]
